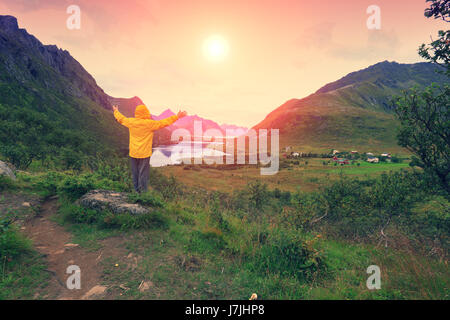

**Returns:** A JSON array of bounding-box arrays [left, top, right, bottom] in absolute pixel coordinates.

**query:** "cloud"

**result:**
[[296, 22, 336, 50], [330, 29, 400, 60], [1, 0, 72, 12], [294, 22, 400, 64]]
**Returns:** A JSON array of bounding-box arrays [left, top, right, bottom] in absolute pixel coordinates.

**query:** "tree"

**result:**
[[424, 0, 450, 21], [394, 0, 450, 194]]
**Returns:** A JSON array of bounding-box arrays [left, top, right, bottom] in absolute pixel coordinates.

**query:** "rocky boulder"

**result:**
[[79, 190, 149, 215], [0, 160, 16, 180]]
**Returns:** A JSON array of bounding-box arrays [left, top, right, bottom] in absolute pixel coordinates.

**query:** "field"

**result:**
[[157, 159, 411, 193], [1, 154, 448, 300]]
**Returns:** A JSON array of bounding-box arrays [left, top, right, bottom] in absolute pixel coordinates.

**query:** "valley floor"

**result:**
[[0, 159, 448, 300]]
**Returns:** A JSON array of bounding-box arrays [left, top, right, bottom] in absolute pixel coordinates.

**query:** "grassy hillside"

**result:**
[[0, 15, 129, 169], [1, 161, 448, 300], [254, 61, 447, 153]]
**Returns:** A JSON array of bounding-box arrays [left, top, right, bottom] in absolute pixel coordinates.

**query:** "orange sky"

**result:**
[[0, 0, 447, 127]]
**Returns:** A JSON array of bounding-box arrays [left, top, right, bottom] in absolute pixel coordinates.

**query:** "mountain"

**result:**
[[220, 124, 248, 137], [151, 108, 176, 120], [253, 61, 447, 153], [0, 15, 130, 167], [107, 96, 144, 117]]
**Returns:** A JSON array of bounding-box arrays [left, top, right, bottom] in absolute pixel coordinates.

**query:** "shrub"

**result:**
[[128, 191, 165, 208], [189, 229, 226, 253], [32, 171, 65, 196], [59, 201, 169, 231], [0, 175, 15, 191], [0, 216, 31, 260], [209, 193, 230, 233], [247, 181, 269, 211], [101, 211, 169, 230], [149, 168, 182, 200], [58, 175, 95, 201], [391, 156, 402, 163], [246, 229, 326, 281]]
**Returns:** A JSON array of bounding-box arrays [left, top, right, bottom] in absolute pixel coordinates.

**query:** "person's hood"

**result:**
[[135, 105, 151, 119]]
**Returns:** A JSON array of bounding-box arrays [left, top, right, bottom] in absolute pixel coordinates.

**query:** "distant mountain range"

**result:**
[[108, 99, 249, 145], [253, 61, 447, 153]]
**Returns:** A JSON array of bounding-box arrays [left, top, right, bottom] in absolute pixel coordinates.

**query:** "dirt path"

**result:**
[[22, 199, 125, 300]]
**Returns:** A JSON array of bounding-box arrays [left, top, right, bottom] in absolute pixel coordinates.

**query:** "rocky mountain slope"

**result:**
[[253, 61, 447, 152]]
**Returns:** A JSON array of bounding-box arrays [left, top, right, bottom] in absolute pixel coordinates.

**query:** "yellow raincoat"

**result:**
[[114, 105, 179, 158]]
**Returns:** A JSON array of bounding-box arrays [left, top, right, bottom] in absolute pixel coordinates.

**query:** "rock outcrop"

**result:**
[[79, 190, 149, 215], [0, 160, 16, 180]]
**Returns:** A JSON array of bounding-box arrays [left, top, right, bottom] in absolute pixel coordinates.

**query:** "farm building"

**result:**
[[333, 156, 350, 165]]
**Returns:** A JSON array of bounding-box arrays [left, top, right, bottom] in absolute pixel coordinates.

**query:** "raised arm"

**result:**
[[148, 110, 187, 131], [113, 105, 131, 128]]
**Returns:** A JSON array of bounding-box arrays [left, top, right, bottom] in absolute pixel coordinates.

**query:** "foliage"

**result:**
[[0, 175, 15, 191], [394, 2, 450, 194], [149, 167, 183, 200], [247, 181, 269, 211], [208, 192, 230, 233], [58, 201, 169, 231], [31, 166, 133, 199], [424, 0, 450, 21], [0, 215, 31, 260], [245, 229, 326, 281], [283, 171, 436, 241], [128, 191, 165, 208]]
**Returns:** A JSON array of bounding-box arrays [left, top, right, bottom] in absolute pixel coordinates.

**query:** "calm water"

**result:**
[[150, 140, 229, 167]]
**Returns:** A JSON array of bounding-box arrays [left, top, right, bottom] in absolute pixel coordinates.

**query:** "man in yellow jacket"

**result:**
[[113, 104, 187, 193]]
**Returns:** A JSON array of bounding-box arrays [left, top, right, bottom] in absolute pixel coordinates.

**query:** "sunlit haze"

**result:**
[[0, 0, 447, 127]]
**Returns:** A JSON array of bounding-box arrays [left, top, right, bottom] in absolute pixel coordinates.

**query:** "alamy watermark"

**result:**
[[66, 265, 81, 290], [168, 120, 279, 175], [367, 5, 381, 30], [366, 265, 381, 290], [66, 5, 81, 30]]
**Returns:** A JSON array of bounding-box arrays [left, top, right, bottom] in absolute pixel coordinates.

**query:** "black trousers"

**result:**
[[130, 156, 150, 193]]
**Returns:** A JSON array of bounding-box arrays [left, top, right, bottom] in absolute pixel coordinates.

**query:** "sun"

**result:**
[[203, 35, 229, 62]]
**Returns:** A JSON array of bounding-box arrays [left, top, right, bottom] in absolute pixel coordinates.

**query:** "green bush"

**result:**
[[408, 196, 450, 249], [0, 175, 15, 191], [128, 191, 165, 208], [246, 229, 326, 281], [32, 171, 65, 196], [58, 175, 95, 201], [58, 201, 169, 231], [247, 181, 269, 211], [32, 170, 131, 200], [189, 229, 227, 253], [149, 168, 182, 200], [209, 193, 230, 233], [282, 171, 433, 241], [0, 216, 31, 260], [101, 211, 169, 230]]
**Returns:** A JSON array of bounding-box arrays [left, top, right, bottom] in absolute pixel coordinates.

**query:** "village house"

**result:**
[[333, 156, 350, 165], [367, 156, 379, 163]]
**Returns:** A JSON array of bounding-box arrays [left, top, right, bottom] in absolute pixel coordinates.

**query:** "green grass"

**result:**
[[0, 223, 50, 300], [2, 164, 448, 300], [0, 251, 50, 300], [330, 162, 409, 174]]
